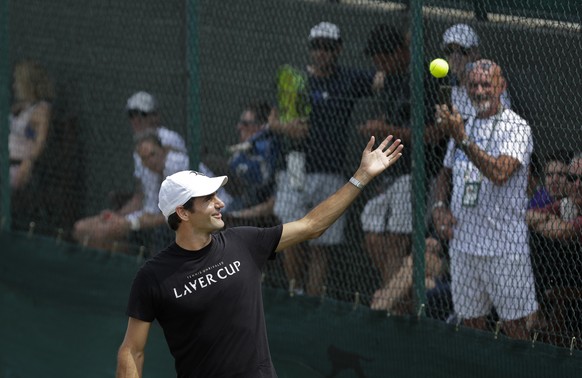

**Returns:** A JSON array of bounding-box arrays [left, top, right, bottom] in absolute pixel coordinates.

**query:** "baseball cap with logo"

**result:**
[[308, 22, 341, 41], [442, 24, 479, 49], [158, 170, 228, 219], [126, 91, 158, 114]]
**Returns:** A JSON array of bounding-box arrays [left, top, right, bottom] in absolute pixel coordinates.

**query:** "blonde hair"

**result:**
[[13, 60, 55, 102]]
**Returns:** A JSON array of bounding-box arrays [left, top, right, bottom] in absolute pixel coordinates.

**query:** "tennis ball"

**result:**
[[429, 58, 449, 78]]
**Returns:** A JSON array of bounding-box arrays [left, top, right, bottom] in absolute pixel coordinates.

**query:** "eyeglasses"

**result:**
[[566, 174, 582, 183], [128, 110, 150, 118], [545, 171, 567, 177]]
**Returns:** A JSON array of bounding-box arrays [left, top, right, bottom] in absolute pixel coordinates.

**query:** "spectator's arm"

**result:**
[[134, 213, 166, 231], [267, 108, 308, 139], [228, 197, 275, 219], [534, 216, 580, 241], [462, 144, 521, 186]]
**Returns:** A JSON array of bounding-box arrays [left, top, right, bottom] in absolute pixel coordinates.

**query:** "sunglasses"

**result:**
[[128, 110, 150, 118], [545, 171, 567, 177], [566, 174, 582, 183], [443, 46, 470, 56]]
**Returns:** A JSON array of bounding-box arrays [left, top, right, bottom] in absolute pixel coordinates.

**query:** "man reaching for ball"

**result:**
[[116, 136, 402, 377]]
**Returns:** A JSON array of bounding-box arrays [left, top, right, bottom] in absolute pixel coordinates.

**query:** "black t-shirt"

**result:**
[[126, 225, 283, 378]]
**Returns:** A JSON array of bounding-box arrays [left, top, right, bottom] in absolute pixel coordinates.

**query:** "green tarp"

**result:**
[[1, 231, 581, 377]]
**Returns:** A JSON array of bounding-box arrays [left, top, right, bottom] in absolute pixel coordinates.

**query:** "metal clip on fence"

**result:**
[[570, 337, 576, 355], [288, 278, 296, 297], [455, 318, 462, 332], [416, 303, 425, 318], [494, 321, 502, 339], [531, 331, 539, 348], [136, 245, 145, 263], [27, 222, 35, 238], [56, 228, 64, 244], [352, 292, 360, 311], [81, 235, 89, 248]]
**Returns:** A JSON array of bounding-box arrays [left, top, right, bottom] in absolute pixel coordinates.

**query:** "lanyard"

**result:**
[[463, 110, 503, 182]]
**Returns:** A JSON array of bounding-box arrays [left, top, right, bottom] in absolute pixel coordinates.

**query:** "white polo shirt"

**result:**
[[443, 108, 533, 256]]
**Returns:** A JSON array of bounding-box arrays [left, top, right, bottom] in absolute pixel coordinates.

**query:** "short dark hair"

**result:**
[[364, 24, 406, 56], [545, 149, 573, 166], [167, 197, 195, 231]]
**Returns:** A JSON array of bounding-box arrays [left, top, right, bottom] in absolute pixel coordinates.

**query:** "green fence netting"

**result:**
[[2, 0, 582, 374]]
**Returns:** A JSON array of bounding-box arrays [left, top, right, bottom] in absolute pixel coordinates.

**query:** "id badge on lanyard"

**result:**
[[460, 114, 500, 208], [461, 165, 482, 207]]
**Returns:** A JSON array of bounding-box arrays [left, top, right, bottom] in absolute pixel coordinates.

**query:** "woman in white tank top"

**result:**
[[8, 61, 54, 189]]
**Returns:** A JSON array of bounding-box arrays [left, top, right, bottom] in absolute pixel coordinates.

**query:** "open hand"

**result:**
[[358, 136, 403, 180]]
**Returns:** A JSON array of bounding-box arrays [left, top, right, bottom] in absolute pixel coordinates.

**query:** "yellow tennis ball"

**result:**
[[430, 58, 449, 78]]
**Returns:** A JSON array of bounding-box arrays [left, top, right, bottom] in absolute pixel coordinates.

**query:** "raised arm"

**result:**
[[276, 136, 403, 252], [116, 317, 152, 378]]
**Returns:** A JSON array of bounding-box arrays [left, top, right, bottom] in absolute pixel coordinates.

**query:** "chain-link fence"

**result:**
[[2, 0, 582, 352]]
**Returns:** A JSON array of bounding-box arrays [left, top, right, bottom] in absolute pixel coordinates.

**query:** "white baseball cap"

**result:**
[[158, 170, 228, 219], [442, 24, 479, 49], [308, 22, 341, 41], [126, 91, 158, 113]]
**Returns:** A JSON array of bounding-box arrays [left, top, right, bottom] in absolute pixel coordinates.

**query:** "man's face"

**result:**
[[309, 38, 341, 72], [466, 64, 505, 117], [568, 158, 582, 207], [190, 193, 225, 232], [137, 140, 165, 174], [236, 110, 262, 142], [544, 160, 569, 200], [128, 110, 159, 134], [443, 43, 478, 80]]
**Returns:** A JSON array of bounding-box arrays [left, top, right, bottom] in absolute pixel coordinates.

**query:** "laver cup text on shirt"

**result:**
[[173, 261, 241, 298]]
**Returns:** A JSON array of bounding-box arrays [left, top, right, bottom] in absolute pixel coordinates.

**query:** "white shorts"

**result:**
[[450, 250, 539, 320], [360, 174, 412, 234], [274, 171, 346, 245]]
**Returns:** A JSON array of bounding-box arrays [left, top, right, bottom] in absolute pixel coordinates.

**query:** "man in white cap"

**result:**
[[72, 131, 189, 253], [72, 91, 189, 251], [116, 135, 403, 377], [125, 91, 187, 179], [268, 21, 384, 297], [441, 24, 510, 120]]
